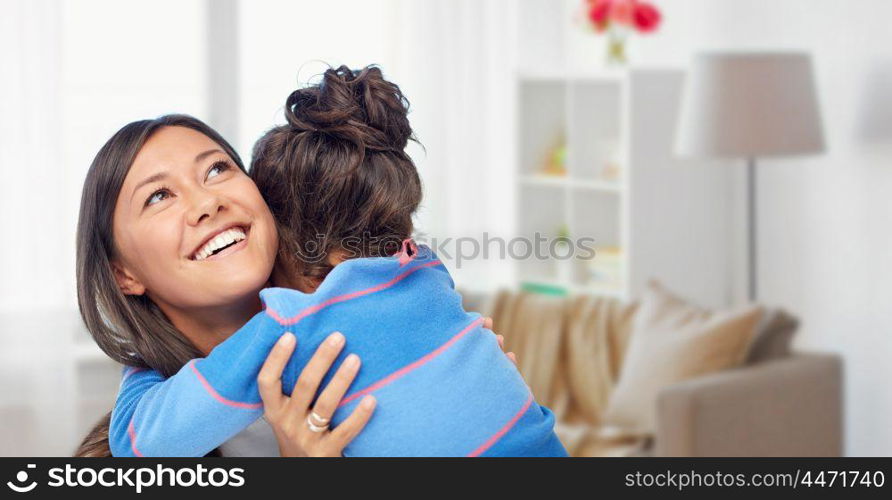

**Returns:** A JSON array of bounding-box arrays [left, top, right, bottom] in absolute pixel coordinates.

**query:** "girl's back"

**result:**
[[260, 244, 566, 456]]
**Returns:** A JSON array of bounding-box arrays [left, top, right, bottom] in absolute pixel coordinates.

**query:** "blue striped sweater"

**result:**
[[109, 244, 566, 457]]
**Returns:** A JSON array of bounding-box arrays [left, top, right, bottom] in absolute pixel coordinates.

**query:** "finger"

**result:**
[[507, 352, 517, 366], [288, 332, 346, 413], [257, 332, 296, 411], [496, 334, 504, 351], [484, 317, 493, 330], [328, 395, 376, 449], [312, 353, 361, 422]]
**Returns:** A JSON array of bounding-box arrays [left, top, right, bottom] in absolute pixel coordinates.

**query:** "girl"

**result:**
[[104, 66, 565, 457]]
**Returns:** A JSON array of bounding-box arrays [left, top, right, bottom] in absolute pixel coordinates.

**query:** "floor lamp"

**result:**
[[675, 52, 826, 301]]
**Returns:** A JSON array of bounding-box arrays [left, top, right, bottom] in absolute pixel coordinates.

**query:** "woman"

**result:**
[[74, 114, 506, 456]]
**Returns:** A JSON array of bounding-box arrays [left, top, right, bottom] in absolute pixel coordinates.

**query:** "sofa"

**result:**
[[652, 352, 842, 456], [464, 285, 844, 457]]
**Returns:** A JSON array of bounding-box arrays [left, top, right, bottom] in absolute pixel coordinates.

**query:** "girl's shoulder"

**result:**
[[259, 243, 453, 322]]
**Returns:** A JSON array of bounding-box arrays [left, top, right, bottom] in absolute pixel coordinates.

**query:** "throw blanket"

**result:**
[[483, 291, 644, 456]]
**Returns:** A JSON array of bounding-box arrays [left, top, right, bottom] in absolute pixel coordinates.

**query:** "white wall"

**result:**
[[578, 0, 892, 456], [237, 0, 402, 158]]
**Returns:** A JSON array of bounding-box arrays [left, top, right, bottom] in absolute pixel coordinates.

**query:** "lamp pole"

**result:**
[[747, 157, 757, 302]]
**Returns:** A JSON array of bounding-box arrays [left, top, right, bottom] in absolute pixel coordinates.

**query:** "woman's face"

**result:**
[[111, 126, 278, 314]]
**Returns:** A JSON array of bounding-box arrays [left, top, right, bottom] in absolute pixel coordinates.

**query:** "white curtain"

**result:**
[[394, 0, 519, 290], [0, 0, 67, 314]]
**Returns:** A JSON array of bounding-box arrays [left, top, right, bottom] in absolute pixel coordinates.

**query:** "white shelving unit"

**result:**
[[516, 70, 628, 298], [515, 67, 733, 306], [514, 0, 733, 306]]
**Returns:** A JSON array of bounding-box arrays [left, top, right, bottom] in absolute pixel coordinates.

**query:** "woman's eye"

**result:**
[[207, 161, 231, 180], [145, 189, 170, 207]]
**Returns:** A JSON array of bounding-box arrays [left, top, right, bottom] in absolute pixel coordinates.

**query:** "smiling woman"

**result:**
[[76, 116, 262, 377], [109, 125, 277, 355]]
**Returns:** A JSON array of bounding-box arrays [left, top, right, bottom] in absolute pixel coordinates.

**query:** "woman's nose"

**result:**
[[186, 188, 226, 226]]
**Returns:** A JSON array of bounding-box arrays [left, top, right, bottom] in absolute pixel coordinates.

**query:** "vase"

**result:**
[[605, 27, 628, 66]]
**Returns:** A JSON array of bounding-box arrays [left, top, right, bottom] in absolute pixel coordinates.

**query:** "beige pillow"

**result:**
[[601, 281, 762, 435], [745, 308, 798, 364]]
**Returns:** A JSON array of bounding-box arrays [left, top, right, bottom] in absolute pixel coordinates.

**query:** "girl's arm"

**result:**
[[109, 313, 276, 457], [108, 312, 375, 457], [110, 364, 262, 456], [109, 310, 500, 456]]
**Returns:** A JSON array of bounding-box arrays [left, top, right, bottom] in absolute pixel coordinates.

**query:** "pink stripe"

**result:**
[[122, 367, 145, 382], [397, 239, 418, 266], [127, 419, 144, 457], [467, 392, 534, 457], [189, 360, 262, 409], [266, 260, 442, 326], [338, 317, 484, 408]]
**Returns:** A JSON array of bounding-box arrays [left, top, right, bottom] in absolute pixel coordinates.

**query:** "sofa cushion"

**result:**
[[745, 308, 798, 364], [601, 281, 763, 435]]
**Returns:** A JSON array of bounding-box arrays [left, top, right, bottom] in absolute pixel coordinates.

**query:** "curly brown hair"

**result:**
[[250, 65, 422, 289]]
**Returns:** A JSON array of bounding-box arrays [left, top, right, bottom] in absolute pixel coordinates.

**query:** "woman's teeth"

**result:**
[[193, 228, 246, 261]]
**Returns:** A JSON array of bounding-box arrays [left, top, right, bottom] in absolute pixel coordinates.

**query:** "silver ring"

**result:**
[[309, 411, 330, 425], [306, 415, 329, 433]]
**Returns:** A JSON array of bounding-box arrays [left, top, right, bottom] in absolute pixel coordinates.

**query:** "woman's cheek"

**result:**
[[149, 213, 185, 263], [243, 185, 279, 260]]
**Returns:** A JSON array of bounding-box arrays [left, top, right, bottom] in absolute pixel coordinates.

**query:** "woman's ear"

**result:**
[[111, 261, 146, 296]]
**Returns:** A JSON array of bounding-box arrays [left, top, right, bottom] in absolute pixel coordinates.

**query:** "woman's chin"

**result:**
[[183, 260, 271, 304]]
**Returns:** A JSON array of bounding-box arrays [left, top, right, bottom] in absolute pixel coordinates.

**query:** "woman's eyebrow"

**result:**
[[130, 171, 168, 204], [194, 148, 224, 163]]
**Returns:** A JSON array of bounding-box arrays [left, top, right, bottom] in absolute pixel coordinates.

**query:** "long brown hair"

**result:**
[[250, 65, 422, 286], [74, 115, 244, 456]]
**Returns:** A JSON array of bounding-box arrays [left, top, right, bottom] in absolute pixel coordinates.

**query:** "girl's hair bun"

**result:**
[[251, 64, 422, 284], [284, 65, 413, 153]]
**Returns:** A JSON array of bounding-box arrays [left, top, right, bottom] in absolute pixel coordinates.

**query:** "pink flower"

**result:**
[[610, 0, 635, 27], [586, 0, 660, 33], [633, 2, 661, 33], [587, 0, 612, 32]]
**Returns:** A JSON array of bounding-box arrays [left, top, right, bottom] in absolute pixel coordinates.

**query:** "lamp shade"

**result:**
[[675, 52, 825, 158]]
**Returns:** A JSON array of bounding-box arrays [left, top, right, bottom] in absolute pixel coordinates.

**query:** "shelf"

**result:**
[[519, 174, 622, 193], [574, 179, 623, 192], [521, 278, 626, 299], [518, 174, 567, 187]]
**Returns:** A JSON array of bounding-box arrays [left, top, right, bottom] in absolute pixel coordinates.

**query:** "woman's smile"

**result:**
[[190, 224, 250, 261]]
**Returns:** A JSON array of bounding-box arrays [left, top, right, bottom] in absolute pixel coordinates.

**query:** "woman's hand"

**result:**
[[484, 317, 517, 365], [257, 332, 376, 457]]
